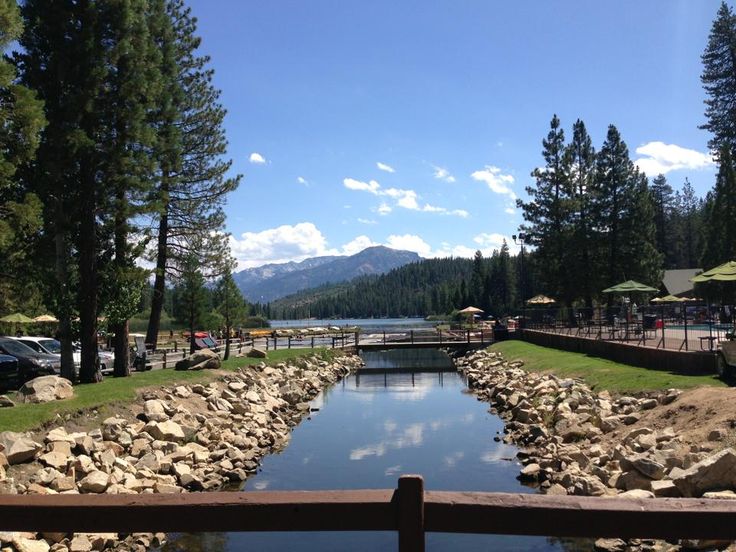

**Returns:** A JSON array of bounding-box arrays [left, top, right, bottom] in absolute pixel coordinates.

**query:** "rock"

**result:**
[[12, 537, 50, 552], [650, 480, 680, 497], [145, 421, 185, 443], [518, 463, 540, 481], [18, 376, 73, 404], [708, 428, 728, 442], [630, 457, 666, 480], [173, 386, 191, 398], [79, 471, 109, 493], [672, 448, 736, 497], [69, 535, 92, 552], [143, 400, 169, 422], [0, 395, 14, 408], [615, 470, 652, 492], [189, 349, 221, 370], [39, 451, 70, 471], [618, 489, 655, 499], [639, 398, 658, 410], [0, 432, 42, 464], [594, 538, 626, 552], [702, 490, 736, 499], [247, 348, 267, 359], [545, 483, 568, 495]]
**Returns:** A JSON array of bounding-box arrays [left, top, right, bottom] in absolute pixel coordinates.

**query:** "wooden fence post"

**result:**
[[397, 475, 424, 552], [162, 351, 167, 370]]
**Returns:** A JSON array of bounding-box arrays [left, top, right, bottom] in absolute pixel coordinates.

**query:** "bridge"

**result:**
[[355, 328, 494, 352]]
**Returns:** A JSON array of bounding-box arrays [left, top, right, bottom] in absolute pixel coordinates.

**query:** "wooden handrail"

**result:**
[[2, 476, 736, 550]]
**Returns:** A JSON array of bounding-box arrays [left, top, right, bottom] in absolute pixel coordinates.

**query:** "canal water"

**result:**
[[164, 349, 568, 551]]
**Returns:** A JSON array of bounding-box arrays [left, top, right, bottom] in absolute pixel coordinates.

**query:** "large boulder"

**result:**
[[145, 420, 185, 443], [175, 349, 221, 371], [672, 448, 736, 497], [0, 432, 42, 465], [247, 348, 267, 359], [18, 376, 73, 404]]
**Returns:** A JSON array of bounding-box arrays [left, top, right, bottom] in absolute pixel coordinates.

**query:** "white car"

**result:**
[[15, 337, 81, 369]]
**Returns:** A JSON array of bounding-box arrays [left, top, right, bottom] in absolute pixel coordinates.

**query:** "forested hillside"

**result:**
[[267, 247, 526, 320]]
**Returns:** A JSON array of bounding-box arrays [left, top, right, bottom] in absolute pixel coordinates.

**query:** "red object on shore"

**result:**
[[655, 319, 664, 329]]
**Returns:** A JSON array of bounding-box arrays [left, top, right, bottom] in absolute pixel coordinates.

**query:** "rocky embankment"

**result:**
[[457, 349, 736, 552], [0, 353, 363, 552]]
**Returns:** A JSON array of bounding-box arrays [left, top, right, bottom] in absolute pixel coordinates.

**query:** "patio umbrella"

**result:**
[[651, 295, 684, 303], [526, 294, 556, 305], [0, 313, 34, 324], [33, 314, 59, 323], [690, 261, 736, 283], [602, 280, 658, 294], [457, 306, 484, 315]]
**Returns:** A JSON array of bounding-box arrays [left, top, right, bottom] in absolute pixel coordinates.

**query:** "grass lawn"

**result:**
[[490, 341, 726, 393], [0, 348, 337, 433]]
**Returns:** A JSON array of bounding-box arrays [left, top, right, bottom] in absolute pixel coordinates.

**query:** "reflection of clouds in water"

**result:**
[[429, 412, 475, 432], [253, 480, 270, 490], [302, 454, 312, 465], [462, 413, 475, 424], [384, 464, 402, 476], [384, 419, 397, 433], [480, 446, 516, 464], [350, 423, 425, 460], [443, 451, 464, 468]]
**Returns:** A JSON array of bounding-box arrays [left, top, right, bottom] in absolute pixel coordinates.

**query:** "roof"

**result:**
[[662, 269, 702, 297]]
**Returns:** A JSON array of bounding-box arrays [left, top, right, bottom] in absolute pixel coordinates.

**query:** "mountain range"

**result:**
[[233, 246, 421, 302]]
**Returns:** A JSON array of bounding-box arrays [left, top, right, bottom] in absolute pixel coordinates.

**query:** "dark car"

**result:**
[[0, 354, 19, 391], [0, 337, 59, 384]]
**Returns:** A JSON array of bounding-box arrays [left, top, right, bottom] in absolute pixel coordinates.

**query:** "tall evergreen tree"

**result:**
[[620, 173, 663, 285], [650, 174, 676, 268], [517, 114, 570, 300], [214, 267, 247, 360], [678, 179, 704, 269], [0, 0, 45, 318], [145, 0, 240, 347], [701, 2, 736, 155], [566, 119, 597, 307], [702, 146, 736, 267], [176, 251, 208, 355]]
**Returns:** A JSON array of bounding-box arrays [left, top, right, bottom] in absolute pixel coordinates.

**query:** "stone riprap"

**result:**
[[0, 353, 362, 552], [456, 349, 736, 552]]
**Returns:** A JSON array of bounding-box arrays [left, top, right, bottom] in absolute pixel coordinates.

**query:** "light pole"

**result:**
[[512, 233, 527, 333]]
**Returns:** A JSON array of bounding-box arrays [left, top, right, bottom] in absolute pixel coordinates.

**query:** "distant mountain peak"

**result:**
[[233, 246, 420, 302]]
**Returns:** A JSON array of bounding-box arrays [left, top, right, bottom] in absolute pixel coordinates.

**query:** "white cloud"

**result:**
[[634, 142, 715, 175], [229, 222, 338, 269], [344, 177, 466, 217], [297, 176, 308, 185], [471, 165, 516, 199], [341, 235, 379, 256], [505, 207, 516, 215], [386, 234, 434, 257], [432, 165, 456, 183], [357, 218, 377, 225], [377, 162, 395, 173], [249, 152, 267, 164], [344, 177, 380, 194]]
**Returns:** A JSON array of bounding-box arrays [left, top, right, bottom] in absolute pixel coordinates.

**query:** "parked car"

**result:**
[[0, 354, 19, 390], [14, 336, 81, 369], [70, 342, 115, 374], [0, 337, 59, 383]]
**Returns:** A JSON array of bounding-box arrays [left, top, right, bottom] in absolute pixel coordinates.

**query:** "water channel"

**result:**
[[164, 349, 571, 551]]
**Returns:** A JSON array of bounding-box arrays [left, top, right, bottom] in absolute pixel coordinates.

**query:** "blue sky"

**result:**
[[188, 0, 721, 269]]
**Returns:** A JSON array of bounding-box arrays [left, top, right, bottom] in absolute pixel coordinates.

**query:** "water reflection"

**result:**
[[163, 352, 569, 551]]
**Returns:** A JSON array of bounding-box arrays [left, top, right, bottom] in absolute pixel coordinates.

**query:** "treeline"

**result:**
[[0, 1, 240, 381], [268, 248, 528, 320]]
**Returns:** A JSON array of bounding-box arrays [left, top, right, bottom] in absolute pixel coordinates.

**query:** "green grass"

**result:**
[[0, 348, 338, 433], [490, 341, 726, 393]]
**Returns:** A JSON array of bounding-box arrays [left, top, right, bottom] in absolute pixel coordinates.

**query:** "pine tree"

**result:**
[[702, 146, 736, 267], [214, 267, 247, 360], [620, 173, 663, 285], [650, 174, 676, 267], [566, 119, 597, 307], [678, 179, 704, 268], [517, 114, 570, 300], [701, 2, 736, 154], [176, 251, 208, 355], [145, 0, 240, 347]]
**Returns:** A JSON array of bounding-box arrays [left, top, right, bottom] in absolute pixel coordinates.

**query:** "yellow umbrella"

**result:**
[[526, 294, 556, 305], [33, 314, 59, 323]]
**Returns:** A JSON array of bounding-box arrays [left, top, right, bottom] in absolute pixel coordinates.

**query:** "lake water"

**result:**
[[163, 349, 567, 551], [269, 317, 435, 331]]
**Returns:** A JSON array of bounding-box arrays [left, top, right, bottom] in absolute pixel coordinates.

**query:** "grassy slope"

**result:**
[[490, 341, 725, 393], [0, 349, 334, 433]]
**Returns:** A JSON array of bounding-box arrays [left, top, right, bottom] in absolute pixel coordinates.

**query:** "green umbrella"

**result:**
[[651, 295, 685, 303], [602, 280, 658, 294], [690, 261, 736, 283], [0, 313, 34, 324]]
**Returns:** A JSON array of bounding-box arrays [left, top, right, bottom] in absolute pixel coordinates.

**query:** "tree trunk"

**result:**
[[78, 174, 100, 383], [146, 177, 170, 347], [224, 324, 231, 360], [55, 226, 75, 383], [112, 321, 130, 377]]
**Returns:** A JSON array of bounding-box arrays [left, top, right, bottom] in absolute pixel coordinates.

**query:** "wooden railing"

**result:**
[[2, 476, 736, 551]]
